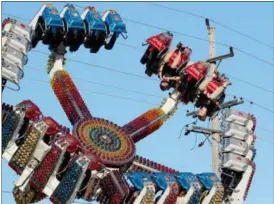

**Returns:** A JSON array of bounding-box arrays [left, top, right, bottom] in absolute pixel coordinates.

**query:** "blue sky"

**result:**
[[2, 2, 273, 204]]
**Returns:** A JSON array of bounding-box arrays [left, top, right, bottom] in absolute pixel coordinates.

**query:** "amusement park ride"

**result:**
[[2, 3, 257, 204]]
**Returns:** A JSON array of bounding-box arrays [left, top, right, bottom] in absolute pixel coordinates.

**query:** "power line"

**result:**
[[2, 9, 273, 66], [30, 50, 274, 114], [242, 97, 274, 114], [226, 94, 274, 114], [3, 12, 273, 128], [121, 17, 273, 66], [257, 126, 274, 135], [24, 77, 158, 106], [2, 12, 274, 95], [33, 45, 274, 96], [32, 50, 158, 82], [26, 66, 274, 136], [146, 2, 274, 49], [255, 135, 274, 144], [27, 65, 162, 99], [226, 74, 274, 94], [29, 66, 274, 132], [69, 3, 274, 66], [31, 42, 274, 95]]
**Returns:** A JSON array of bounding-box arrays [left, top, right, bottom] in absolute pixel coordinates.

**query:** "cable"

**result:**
[[30, 49, 274, 114], [121, 18, 273, 66], [2, 10, 273, 66], [2, 12, 274, 95], [226, 74, 274, 94], [34, 48, 274, 96], [226, 94, 274, 114], [256, 126, 274, 135], [24, 77, 158, 106], [32, 50, 158, 82], [26, 66, 162, 99], [28, 2, 274, 65], [255, 135, 274, 144], [28, 66, 274, 135], [3, 11, 273, 133], [75, 3, 274, 66], [146, 2, 274, 49], [3, 12, 274, 96]]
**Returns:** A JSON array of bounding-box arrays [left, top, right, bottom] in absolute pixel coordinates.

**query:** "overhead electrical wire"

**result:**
[[30, 50, 274, 115], [10, 70, 274, 140], [225, 74, 274, 94], [67, 3, 274, 66], [27, 66, 162, 99], [226, 94, 274, 114], [2, 12, 273, 95], [2, 10, 273, 131], [146, 2, 274, 49], [121, 17, 273, 66], [26, 66, 274, 136], [24, 77, 158, 106], [2, 6, 274, 204], [32, 50, 158, 82], [5, 6, 273, 66]]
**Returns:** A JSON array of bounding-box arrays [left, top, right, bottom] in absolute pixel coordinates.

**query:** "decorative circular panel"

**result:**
[[73, 118, 136, 167]]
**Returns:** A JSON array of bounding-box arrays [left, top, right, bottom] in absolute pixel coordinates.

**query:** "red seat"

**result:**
[[42, 116, 62, 135], [167, 48, 191, 69], [17, 100, 42, 121], [146, 32, 172, 51], [185, 62, 208, 81], [206, 77, 225, 94]]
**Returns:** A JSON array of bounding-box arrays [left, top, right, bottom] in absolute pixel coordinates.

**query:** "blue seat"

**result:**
[[84, 9, 106, 33], [127, 172, 152, 191], [151, 172, 176, 190], [174, 172, 199, 190], [196, 173, 220, 190], [42, 4, 63, 32], [104, 10, 127, 35], [62, 4, 85, 31]]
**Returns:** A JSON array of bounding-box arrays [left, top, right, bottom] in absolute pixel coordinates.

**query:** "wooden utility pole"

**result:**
[[206, 19, 221, 177]]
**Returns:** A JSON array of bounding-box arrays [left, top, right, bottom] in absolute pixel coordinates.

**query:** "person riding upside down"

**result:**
[[161, 60, 211, 104], [141, 31, 174, 76], [158, 42, 192, 91], [195, 73, 232, 121]]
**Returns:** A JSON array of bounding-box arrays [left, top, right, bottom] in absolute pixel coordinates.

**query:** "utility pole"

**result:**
[[206, 19, 220, 177]]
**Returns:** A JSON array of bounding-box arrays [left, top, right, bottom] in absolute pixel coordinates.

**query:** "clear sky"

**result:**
[[2, 2, 273, 204]]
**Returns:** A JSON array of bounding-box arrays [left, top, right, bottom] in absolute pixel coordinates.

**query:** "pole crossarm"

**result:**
[[185, 125, 223, 135], [186, 99, 245, 118]]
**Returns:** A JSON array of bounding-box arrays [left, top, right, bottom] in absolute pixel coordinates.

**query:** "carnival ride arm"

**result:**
[[48, 46, 92, 125], [123, 90, 181, 143]]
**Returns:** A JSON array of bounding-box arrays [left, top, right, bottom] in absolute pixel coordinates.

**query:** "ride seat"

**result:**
[[147, 32, 172, 51], [206, 77, 231, 100], [185, 62, 208, 82]]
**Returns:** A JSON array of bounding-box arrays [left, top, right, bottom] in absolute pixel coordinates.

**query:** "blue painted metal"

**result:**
[[104, 10, 127, 35], [127, 172, 152, 190], [174, 172, 198, 190], [151, 172, 176, 190], [84, 9, 106, 32], [41, 4, 63, 32], [62, 4, 85, 31], [196, 173, 220, 190], [174, 172, 202, 204]]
